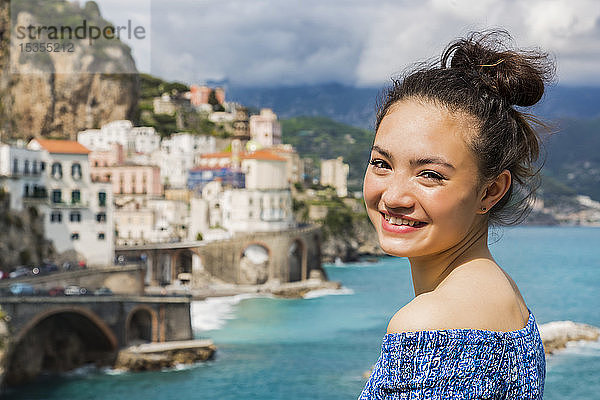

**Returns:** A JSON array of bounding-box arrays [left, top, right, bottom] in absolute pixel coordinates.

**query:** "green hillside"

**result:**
[[543, 117, 600, 201], [281, 116, 374, 191]]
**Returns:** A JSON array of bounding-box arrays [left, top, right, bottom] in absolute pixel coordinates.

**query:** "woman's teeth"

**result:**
[[383, 214, 423, 227]]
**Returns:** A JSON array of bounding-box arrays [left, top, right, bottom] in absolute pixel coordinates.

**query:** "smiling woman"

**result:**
[[359, 30, 554, 399]]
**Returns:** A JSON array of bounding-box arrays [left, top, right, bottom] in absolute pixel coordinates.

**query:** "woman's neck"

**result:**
[[408, 223, 492, 297]]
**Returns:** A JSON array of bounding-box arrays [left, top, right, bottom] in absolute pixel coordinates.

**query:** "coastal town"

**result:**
[[0, 1, 599, 394], [0, 84, 353, 276]]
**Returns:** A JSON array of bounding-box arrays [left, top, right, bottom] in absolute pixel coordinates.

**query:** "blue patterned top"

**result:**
[[359, 308, 545, 399]]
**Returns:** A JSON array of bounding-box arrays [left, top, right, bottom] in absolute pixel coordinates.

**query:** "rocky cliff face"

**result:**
[[0, 192, 55, 271], [321, 214, 385, 263], [0, 0, 139, 139]]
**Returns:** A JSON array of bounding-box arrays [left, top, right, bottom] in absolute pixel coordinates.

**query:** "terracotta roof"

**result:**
[[33, 139, 91, 154], [199, 151, 232, 159], [200, 149, 285, 162], [241, 149, 286, 162]]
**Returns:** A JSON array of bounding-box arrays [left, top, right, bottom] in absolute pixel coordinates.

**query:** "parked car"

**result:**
[[0, 270, 8, 280], [94, 287, 113, 296], [9, 266, 31, 279], [48, 286, 65, 296], [9, 283, 35, 296], [42, 263, 59, 274], [64, 285, 88, 296]]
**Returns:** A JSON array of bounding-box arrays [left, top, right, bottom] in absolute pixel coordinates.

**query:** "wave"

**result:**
[[550, 337, 600, 357], [303, 286, 355, 299], [191, 293, 273, 332]]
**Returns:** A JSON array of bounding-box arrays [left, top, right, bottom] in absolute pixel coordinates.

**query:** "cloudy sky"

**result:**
[[95, 0, 600, 87]]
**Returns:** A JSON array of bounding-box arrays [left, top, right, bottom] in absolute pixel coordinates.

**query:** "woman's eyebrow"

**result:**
[[371, 145, 455, 170], [371, 145, 393, 161], [410, 157, 456, 170]]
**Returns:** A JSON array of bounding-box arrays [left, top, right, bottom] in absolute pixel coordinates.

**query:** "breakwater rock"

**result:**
[[114, 340, 216, 372], [538, 321, 600, 354]]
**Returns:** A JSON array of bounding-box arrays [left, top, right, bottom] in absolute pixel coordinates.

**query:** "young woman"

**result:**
[[359, 31, 553, 399]]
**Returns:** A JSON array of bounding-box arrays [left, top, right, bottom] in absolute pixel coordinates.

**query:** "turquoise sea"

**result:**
[[5, 226, 600, 399]]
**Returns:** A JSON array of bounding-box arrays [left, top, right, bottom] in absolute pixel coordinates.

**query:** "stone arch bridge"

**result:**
[[0, 296, 192, 386], [115, 225, 324, 287]]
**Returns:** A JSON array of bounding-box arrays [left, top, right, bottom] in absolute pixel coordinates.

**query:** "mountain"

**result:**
[[229, 83, 380, 130], [0, 0, 139, 140], [229, 83, 600, 130], [542, 117, 600, 201]]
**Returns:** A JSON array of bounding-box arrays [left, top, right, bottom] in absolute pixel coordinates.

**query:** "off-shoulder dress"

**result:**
[[358, 308, 545, 399]]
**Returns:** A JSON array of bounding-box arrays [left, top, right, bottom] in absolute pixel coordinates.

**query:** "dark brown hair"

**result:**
[[375, 30, 555, 226]]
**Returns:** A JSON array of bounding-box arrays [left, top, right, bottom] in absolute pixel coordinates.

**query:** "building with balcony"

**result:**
[[0, 143, 46, 211], [27, 139, 114, 266]]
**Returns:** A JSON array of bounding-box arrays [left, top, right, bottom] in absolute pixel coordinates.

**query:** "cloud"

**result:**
[[96, 0, 600, 86]]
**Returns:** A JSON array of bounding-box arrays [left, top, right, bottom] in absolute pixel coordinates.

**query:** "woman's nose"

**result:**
[[381, 177, 415, 209]]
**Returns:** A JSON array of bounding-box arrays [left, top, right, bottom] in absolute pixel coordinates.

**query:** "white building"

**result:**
[[249, 108, 282, 148], [0, 143, 46, 211], [27, 139, 114, 266], [189, 146, 296, 238], [78, 120, 160, 155], [153, 133, 216, 188], [320, 156, 349, 197], [114, 196, 189, 245]]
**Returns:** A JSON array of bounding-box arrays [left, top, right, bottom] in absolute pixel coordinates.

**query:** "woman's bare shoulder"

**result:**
[[387, 261, 529, 334]]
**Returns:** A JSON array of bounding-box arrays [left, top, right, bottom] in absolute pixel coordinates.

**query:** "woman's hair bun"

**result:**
[[441, 30, 555, 107]]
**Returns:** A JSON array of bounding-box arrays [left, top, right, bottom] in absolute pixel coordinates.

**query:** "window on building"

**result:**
[[12, 158, 18, 174], [40, 161, 46, 172], [52, 189, 62, 203], [71, 190, 81, 204], [32, 161, 38, 174], [71, 163, 82, 180], [98, 232, 105, 240], [51, 162, 62, 179], [70, 232, 80, 241], [24, 160, 30, 174], [23, 184, 30, 198], [98, 191, 106, 207], [70, 211, 81, 222], [50, 211, 62, 223], [96, 212, 106, 223]]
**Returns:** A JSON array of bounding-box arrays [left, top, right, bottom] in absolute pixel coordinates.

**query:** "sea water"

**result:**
[[4, 226, 599, 399]]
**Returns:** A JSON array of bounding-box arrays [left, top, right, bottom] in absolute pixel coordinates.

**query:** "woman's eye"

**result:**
[[369, 159, 389, 170], [420, 171, 445, 181]]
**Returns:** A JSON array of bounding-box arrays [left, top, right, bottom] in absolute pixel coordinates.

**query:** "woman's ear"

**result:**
[[479, 170, 511, 213]]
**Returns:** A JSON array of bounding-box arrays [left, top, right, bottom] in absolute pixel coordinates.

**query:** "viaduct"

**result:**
[[0, 224, 325, 386]]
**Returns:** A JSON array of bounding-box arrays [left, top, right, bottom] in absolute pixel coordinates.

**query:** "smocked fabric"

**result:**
[[359, 308, 545, 399]]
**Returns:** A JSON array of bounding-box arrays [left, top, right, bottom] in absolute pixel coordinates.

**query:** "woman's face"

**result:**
[[363, 99, 485, 258]]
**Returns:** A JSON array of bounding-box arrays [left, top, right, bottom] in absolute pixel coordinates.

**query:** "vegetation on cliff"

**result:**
[[136, 73, 230, 138], [292, 185, 382, 262], [281, 116, 373, 191]]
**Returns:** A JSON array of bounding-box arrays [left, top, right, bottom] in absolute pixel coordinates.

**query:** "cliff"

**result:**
[[0, 190, 55, 272], [0, 0, 139, 139]]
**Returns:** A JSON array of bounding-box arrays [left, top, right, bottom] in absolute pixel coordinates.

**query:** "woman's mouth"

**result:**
[[381, 212, 427, 233]]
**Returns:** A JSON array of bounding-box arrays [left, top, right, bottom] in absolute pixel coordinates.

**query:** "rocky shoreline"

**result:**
[[538, 320, 600, 354], [146, 275, 345, 300], [114, 340, 216, 372]]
